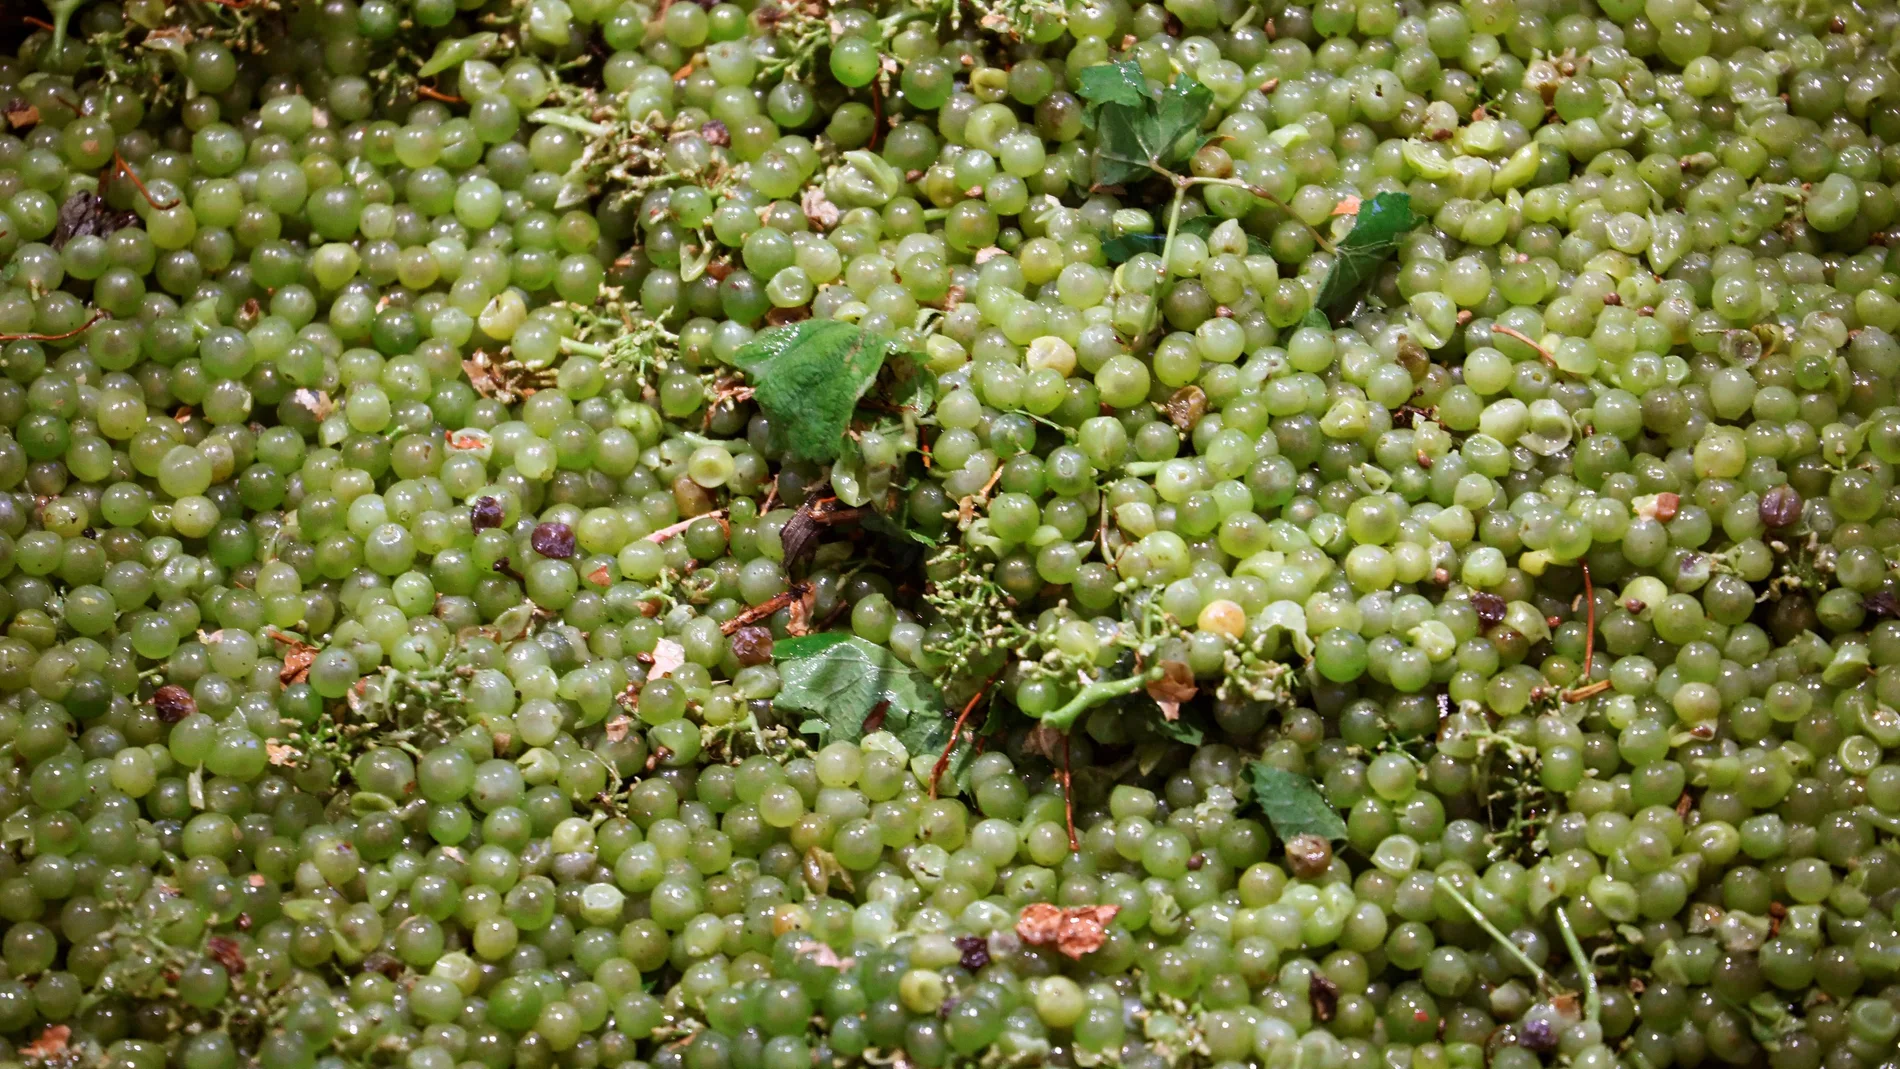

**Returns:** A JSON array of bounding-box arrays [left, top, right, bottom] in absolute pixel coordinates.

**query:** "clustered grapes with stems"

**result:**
[[2, 3, 1900, 1069]]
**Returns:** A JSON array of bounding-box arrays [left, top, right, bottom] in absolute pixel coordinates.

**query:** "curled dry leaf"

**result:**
[[1023, 722, 1067, 763], [270, 629, 319, 685], [648, 638, 686, 679], [1309, 972, 1340, 1022], [604, 715, 633, 742], [1145, 660, 1197, 721], [19, 1025, 70, 1059], [973, 245, 1007, 264], [266, 741, 299, 766], [801, 185, 841, 229], [291, 388, 334, 421], [797, 941, 854, 970], [1162, 385, 1207, 431], [1331, 195, 1363, 217], [206, 935, 247, 975], [1016, 902, 1120, 959]]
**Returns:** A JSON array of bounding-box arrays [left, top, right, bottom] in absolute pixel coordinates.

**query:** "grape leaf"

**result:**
[[774, 635, 950, 758], [1102, 215, 1272, 263], [1076, 61, 1148, 110], [1247, 763, 1348, 841], [1080, 63, 1213, 187], [730, 320, 902, 463], [1313, 191, 1423, 313]]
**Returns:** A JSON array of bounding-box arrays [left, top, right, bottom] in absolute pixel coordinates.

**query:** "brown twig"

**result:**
[[929, 675, 997, 800], [1061, 734, 1078, 853], [201, 0, 253, 7], [1561, 562, 1599, 703], [644, 508, 728, 543], [1492, 324, 1557, 368], [23, 16, 54, 30], [0, 310, 107, 342], [869, 78, 883, 153], [416, 85, 463, 103], [719, 582, 807, 634], [111, 154, 179, 211]]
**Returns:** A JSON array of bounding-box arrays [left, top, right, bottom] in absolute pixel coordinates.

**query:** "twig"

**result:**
[[1061, 734, 1077, 853], [644, 509, 728, 543], [1556, 906, 1600, 1026], [1561, 563, 1598, 703], [416, 85, 463, 103], [111, 154, 178, 211], [929, 675, 996, 800], [719, 583, 807, 634], [24, 16, 55, 30], [869, 78, 883, 152], [0, 310, 107, 342], [1492, 324, 1558, 368], [1435, 877, 1557, 991]]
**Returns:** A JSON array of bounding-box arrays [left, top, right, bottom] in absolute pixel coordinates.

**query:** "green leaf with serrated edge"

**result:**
[[1088, 71, 1214, 188], [1301, 309, 1332, 332], [1153, 74, 1214, 165], [1154, 715, 1204, 746], [1314, 191, 1424, 312], [1247, 763, 1348, 841], [775, 635, 948, 756], [730, 320, 901, 463], [1076, 61, 1148, 109]]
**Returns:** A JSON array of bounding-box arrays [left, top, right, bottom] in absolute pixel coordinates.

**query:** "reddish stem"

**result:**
[[869, 79, 883, 152], [416, 85, 463, 103], [929, 676, 995, 800], [1562, 562, 1598, 703], [0, 310, 107, 342], [112, 154, 179, 211], [1061, 734, 1078, 853], [23, 16, 54, 30], [1492, 324, 1557, 368]]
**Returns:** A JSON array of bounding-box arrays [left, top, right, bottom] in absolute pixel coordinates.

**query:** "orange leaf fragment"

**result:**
[[1016, 903, 1121, 959], [21, 1025, 70, 1059], [1331, 195, 1362, 217], [1145, 660, 1198, 722]]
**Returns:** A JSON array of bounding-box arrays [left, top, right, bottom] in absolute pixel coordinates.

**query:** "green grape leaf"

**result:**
[[1313, 191, 1424, 313], [1301, 309, 1332, 332], [1247, 763, 1348, 842], [1080, 64, 1213, 188], [1153, 714, 1205, 747], [1076, 61, 1149, 109], [730, 320, 903, 463], [774, 635, 949, 757], [1102, 215, 1272, 263]]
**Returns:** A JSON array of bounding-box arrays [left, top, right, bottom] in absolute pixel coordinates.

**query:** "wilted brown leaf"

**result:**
[[1163, 386, 1207, 431], [1331, 195, 1362, 217], [1309, 972, 1339, 1021], [801, 185, 840, 230], [3, 100, 39, 131], [797, 940, 854, 969], [649, 638, 685, 679], [1016, 903, 1120, 959], [206, 935, 247, 975], [1024, 722, 1067, 763], [20, 1025, 70, 1059], [1145, 660, 1197, 721], [270, 628, 318, 685]]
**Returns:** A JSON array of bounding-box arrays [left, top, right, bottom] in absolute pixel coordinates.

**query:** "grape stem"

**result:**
[[41, 0, 85, 55], [1039, 666, 1162, 732], [1491, 324, 1559, 369], [1434, 876, 1558, 992], [1555, 905, 1600, 1027], [1560, 562, 1601, 703], [929, 674, 997, 799], [1139, 171, 1333, 340], [526, 108, 615, 140]]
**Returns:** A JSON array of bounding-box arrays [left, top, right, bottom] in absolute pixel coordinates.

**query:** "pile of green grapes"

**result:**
[[5, 1, 1900, 1069]]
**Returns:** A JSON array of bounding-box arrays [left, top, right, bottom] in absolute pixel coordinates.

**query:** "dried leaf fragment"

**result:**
[[1016, 903, 1121, 959], [1162, 385, 1207, 431], [797, 940, 855, 970], [604, 715, 633, 742], [801, 185, 841, 229], [648, 638, 686, 679], [270, 628, 319, 685], [1145, 659, 1197, 721], [20, 1025, 69, 1058], [266, 741, 299, 766], [1331, 195, 1362, 217], [3, 100, 39, 130], [206, 935, 247, 975], [1309, 973, 1340, 1022]]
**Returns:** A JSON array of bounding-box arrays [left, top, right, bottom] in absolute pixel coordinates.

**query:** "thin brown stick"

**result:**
[[930, 676, 996, 800], [643, 508, 728, 543], [1562, 562, 1599, 703], [1061, 735, 1078, 853], [23, 16, 54, 30], [0, 310, 107, 342], [112, 154, 179, 211], [416, 85, 463, 103], [1492, 324, 1557, 368], [719, 582, 806, 635], [869, 78, 883, 153], [201, 0, 254, 7]]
